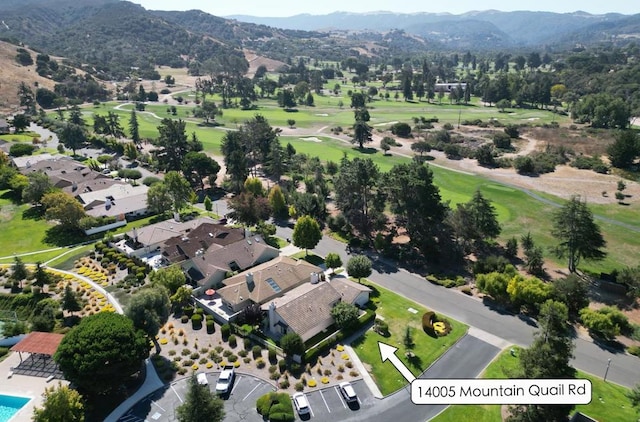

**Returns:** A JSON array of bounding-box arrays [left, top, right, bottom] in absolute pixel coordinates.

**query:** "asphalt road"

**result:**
[[340, 335, 501, 422], [269, 222, 640, 389]]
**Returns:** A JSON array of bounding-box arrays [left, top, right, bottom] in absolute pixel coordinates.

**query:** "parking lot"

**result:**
[[118, 372, 275, 422], [295, 380, 376, 421], [118, 373, 376, 422]]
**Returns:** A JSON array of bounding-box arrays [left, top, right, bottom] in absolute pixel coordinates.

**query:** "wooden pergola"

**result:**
[[11, 331, 64, 361]]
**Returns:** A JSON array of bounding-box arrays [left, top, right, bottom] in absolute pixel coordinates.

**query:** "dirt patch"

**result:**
[[244, 50, 286, 76], [0, 41, 57, 113]]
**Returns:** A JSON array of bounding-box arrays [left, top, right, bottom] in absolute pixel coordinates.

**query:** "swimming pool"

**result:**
[[0, 395, 30, 422]]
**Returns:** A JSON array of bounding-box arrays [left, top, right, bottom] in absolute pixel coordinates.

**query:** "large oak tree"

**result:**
[[54, 312, 149, 396]]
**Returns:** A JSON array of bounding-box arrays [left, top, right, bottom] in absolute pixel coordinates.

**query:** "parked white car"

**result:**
[[215, 366, 235, 395], [196, 372, 208, 386], [339, 381, 358, 403], [292, 392, 310, 415]]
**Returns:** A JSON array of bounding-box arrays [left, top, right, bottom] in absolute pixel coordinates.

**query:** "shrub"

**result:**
[[252, 345, 262, 359], [9, 143, 36, 157], [180, 315, 189, 324], [279, 378, 290, 389], [278, 359, 287, 372], [473, 255, 511, 275], [373, 319, 389, 336], [493, 132, 512, 149], [228, 334, 237, 348], [422, 311, 436, 334], [206, 320, 215, 334], [221, 323, 231, 340], [256, 358, 266, 369], [227, 354, 238, 363], [628, 346, 640, 357], [391, 122, 412, 137], [513, 156, 535, 174], [191, 313, 202, 329], [295, 382, 304, 391], [268, 347, 277, 363]]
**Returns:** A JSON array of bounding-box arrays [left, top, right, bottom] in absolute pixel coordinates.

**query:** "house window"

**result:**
[[228, 261, 240, 271]]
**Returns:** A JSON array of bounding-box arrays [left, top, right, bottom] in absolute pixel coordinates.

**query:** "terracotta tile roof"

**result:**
[[11, 332, 65, 356]]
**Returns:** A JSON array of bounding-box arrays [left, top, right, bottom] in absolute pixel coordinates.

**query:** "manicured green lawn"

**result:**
[[352, 281, 468, 396], [0, 192, 55, 258], [47, 96, 640, 274], [286, 135, 638, 272], [290, 251, 325, 266], [433, 348, 636, 422]]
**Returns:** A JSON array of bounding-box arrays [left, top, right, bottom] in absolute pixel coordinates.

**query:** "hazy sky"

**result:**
[[129, 0, 638, 17]]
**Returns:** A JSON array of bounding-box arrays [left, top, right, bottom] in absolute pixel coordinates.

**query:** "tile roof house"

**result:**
[[19, 156, 108, 189], [216, 256, 322, 314], [181, 235, 279, 291], [263, 277, 371, 342], [122, 217, 220, 256], [162, 223, 246, 263], [78, 184, 149, 219]]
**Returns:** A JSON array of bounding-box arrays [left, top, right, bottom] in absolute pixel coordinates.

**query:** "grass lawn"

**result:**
[[288, 135, 638, 272], [352, 281, 468, 396], [0, 191, 55, 258], [432, 347, 636, 422], [290, 251, 325, 266]]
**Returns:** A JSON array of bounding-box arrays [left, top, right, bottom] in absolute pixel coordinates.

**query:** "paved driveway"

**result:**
[[119, 374, 377, 422], [295, 379, 376, 420], [118, 372, 274, 422]]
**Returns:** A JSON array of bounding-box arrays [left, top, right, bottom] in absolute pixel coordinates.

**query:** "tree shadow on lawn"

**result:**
[[21, 205, 45, 220], [405, 352, 423, 371], [353, 147, 378, 155], [0, 189, 22, 205], [43, 225, 86, 247]]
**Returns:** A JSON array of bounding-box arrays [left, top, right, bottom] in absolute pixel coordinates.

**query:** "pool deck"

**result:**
[[0, 352, 68, 421]]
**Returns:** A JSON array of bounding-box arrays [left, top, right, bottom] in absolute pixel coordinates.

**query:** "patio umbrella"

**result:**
[[205, 289, 215, 297]]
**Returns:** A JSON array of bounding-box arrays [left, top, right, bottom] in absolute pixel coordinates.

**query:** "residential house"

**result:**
[[120, 217, 220, 257], [181, 235, 279, 291], [434, 82, 468, 93], [78, 183, 148, 219], [264, 277, 371, 342], [162, 223, 246, 264], [18, 155, 108, 189], [12, 153, 57, 170], [216, 256, 321, 315]]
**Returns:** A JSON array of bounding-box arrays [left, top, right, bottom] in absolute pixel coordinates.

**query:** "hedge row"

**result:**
[[304, 308, 375, 363]]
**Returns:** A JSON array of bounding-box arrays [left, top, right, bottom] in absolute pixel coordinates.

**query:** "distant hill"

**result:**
[[1, 0, 639, 84], [0, 41, 57, 113], [228, 10, 634, 48]]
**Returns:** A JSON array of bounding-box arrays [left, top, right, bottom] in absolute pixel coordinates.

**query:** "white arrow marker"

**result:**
[[378, 342, 416, 383]]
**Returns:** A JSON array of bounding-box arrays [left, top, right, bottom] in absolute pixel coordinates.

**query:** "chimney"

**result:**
[[310, 272, 319, 284], [269, 302, 276, 333], [246, 272, 255, 290]]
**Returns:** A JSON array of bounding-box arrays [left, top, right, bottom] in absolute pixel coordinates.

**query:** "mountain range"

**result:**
[[228, 10, 638, 47], [0, 0, 639, 82]]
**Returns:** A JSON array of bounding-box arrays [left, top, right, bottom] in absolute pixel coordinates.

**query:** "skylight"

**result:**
[[266, 277, 281, 293]]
